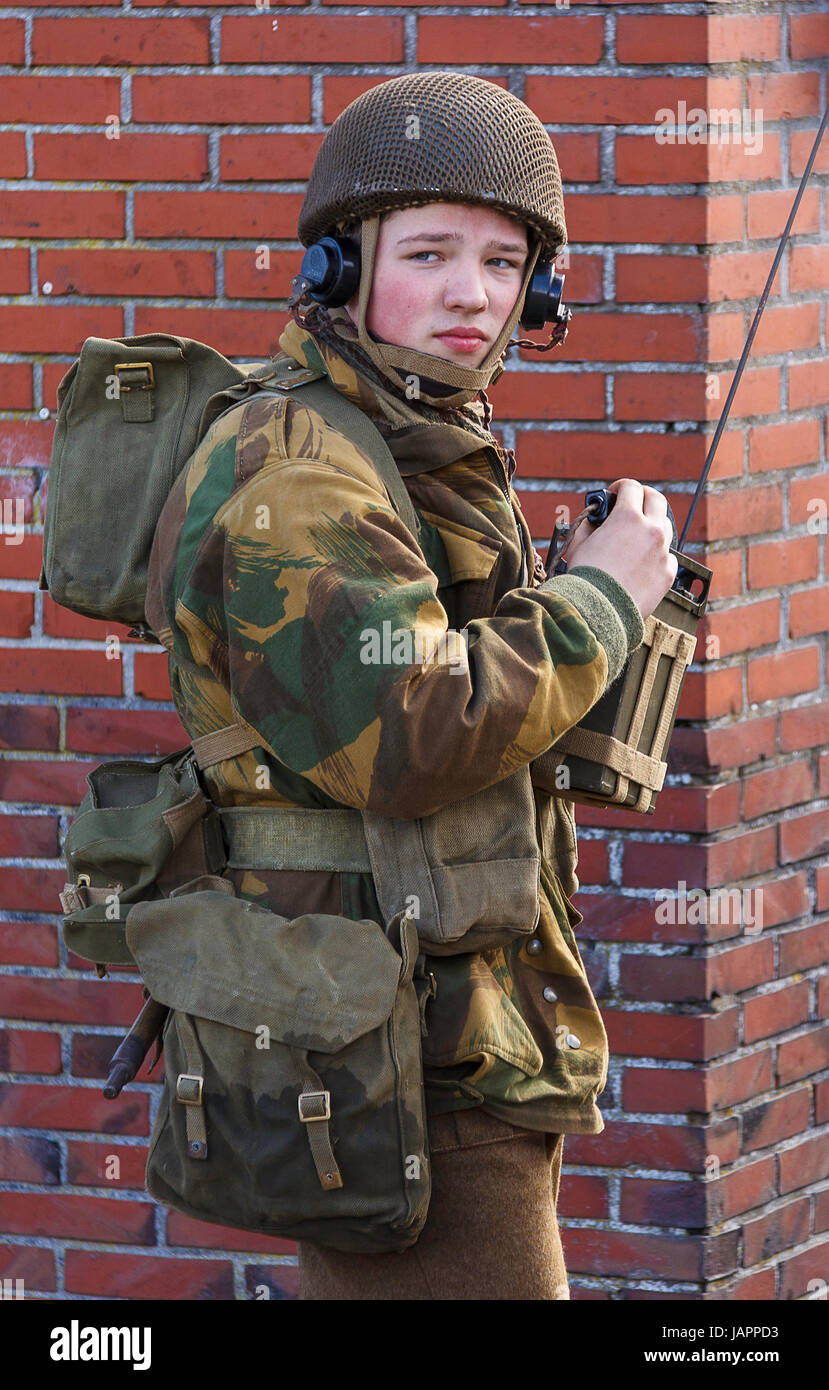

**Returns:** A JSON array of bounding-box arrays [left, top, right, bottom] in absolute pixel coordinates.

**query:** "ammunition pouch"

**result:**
[[60, 746, 227, 966]]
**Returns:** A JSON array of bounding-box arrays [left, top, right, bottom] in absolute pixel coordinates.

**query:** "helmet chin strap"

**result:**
[[352, 214, 542, 410]]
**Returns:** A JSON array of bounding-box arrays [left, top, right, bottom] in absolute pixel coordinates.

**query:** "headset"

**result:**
[[296, 235, 570, 333]]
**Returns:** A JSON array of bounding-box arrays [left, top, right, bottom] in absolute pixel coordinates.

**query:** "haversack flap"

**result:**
[[125, 891, 404, 1051]]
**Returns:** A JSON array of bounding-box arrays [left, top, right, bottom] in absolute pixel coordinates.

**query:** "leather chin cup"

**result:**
[[294, 235, 570, 333]]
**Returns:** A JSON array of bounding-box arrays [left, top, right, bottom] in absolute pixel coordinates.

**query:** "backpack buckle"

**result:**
[[270, 366, 324, 390], [114, 362, 156, 423], [113, 361, 155, 391], [176, 1073, 204, 1105], [298, 1090, 331, 1122]]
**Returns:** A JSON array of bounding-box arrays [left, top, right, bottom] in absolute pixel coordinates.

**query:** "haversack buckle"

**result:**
[[114, 361, 155, 391], [176, 1073, 204, 1105], [298, 1090, 331, 1122]]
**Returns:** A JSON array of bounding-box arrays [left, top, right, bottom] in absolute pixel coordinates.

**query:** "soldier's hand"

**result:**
[[562, 479, 678, 620]]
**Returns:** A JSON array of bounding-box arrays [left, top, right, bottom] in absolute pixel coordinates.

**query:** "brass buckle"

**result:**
[[77, 873, 91, 887], [113, 361, 155, 391], [273, 367, 322, 390], [176, 1073, 204, 1105], [298, 1090, 330, 1122]]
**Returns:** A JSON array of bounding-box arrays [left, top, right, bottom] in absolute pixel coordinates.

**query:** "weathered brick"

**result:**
[[32, 17, 210, 65], [0, 1080, 149, 1135], [0, 1133, 61, 1184], [0, 1028, 62, 1074], [65, 1250, 234, 1299], [0, 1191, 155, 1244]]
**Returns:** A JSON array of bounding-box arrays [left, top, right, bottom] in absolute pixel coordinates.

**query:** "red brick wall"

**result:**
[[1, 5, 827, 1301]]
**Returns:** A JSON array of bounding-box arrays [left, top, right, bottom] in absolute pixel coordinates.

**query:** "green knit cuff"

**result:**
[[568, 566, 645, 653], [539, 567, 644, 685]]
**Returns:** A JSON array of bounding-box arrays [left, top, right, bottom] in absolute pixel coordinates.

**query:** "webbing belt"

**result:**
[[190, 722, 373, 870], [220, 805, 372, 872]]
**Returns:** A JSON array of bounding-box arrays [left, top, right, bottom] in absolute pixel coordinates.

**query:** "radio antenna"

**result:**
[[677, 104, 828, 553]]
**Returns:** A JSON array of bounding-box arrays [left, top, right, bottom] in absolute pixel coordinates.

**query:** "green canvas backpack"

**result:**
[[45, 332, 435, 1253], [39, 332, 419, 639]]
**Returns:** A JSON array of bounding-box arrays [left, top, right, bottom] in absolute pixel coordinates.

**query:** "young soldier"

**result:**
[[146, 70, 676, 1299]]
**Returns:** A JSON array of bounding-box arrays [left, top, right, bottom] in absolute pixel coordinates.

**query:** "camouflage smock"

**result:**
[[145, 309, 645, 1135]]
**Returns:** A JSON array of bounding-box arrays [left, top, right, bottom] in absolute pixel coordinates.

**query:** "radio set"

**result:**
[[536, 489, 712, 815]]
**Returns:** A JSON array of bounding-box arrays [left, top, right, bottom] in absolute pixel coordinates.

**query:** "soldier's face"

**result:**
[[345, 203, 529, 368]]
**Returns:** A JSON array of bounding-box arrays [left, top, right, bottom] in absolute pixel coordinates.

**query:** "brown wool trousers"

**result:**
[[297, 1108, 569, 1300]]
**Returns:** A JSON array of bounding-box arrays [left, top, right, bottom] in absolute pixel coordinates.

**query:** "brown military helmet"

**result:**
[[298, 70, 567, 260], [295, 70, 568, 409]]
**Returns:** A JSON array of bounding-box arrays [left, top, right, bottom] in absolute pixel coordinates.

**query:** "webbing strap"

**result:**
[[634, 614, 698, 811], [59, 880, 123, 913], [555, 613, 696, 811], [122, 390, 153, 424], [553, 725, 667, 793], [115, 361, 155, 424], [191, 722, 261, 771], [220, 805, 371, 872], [175, 1013, 208, 1161], [290, 1046, 343, 1191], [619, 614, 695, 809], [260, 367, 422, 542]]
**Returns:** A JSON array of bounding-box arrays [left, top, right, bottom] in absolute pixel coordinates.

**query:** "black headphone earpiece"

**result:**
[[297, 236, 361, 307], [296, 235, 570, 330], [519, 260, 569, 332]]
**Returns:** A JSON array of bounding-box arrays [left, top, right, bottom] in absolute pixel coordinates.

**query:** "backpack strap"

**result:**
[[289, 376, 422, 540], [251, 357, 422, 541], [290, 1047, 344, 1190], [191, 722, 261, 770]]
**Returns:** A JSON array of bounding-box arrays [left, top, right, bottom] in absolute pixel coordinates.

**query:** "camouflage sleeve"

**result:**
[[544, 566, 644, 666], [181, 411, 643, 820]]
